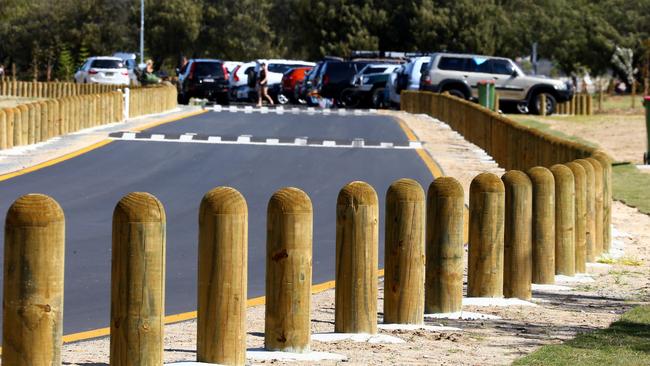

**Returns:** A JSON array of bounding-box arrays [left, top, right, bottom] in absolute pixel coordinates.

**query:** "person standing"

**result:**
[[257, 62, 274, 107]]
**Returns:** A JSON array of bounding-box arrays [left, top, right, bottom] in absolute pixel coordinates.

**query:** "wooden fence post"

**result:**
[[527, 166, 555, 283], [0, 109, 6, 150], [565, 162, 587, 272], [2, 194, 65, 366], [425, 177, 464, 313], [592, 151, 613, 252], [586, 157, 604, 256], [575, 159, 596, 262], [197, 187, 247, 365], [335, 181, 378, 333], [385, 178, 425, 324], [110, 192, 166, 366], [550, 165, 575, 275], [265, 187, 312, 352], [468, 173, 505, 297], [4, 108, 14, 149], [502, 171, 533, 300], [18, 104, 28, 146]]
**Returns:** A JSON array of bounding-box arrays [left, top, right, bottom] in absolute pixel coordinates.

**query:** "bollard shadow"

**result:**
[[248, 331, 265, 338]]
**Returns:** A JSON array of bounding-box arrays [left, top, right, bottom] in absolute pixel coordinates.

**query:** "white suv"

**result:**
[[420, 53, 573, 115], [75, 57, 130, 85], [386, 56, 430, 107]]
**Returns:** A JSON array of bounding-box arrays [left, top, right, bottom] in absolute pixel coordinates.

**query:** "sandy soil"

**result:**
[[57, 111, 650, 365], [0, 96, 38, 108]]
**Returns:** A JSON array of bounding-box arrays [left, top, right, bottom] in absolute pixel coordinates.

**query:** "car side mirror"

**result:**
[[511, 70, 518, 77]]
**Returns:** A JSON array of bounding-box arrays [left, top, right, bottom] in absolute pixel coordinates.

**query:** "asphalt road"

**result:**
[[0, 111, 434, 336]]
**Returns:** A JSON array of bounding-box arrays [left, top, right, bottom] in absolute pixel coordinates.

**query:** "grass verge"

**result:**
[[514, 305, 650, 366]]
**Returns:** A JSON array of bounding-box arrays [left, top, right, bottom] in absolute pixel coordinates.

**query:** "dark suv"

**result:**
[[177, 59, 230, 104], [316, 61, 369, 105]]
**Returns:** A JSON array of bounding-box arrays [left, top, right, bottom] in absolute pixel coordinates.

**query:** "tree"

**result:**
[[57, 46, 75, 81]]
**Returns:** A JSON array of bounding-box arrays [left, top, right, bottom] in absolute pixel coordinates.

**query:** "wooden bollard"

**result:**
[[385, 178, 425, 323], [550, 165, 575, 275], [425, 177, 464, 313], [18, 104, 28, 146], [335, 181, 378, 333], [586, 158, 604, 256], [502, 171, 532, 300], [575, 159, 596, 261], [540, 94, 547, 116], [39, 101, 48, 142], [0, 109, 6, 150], [566, 162, 587, 273], [198, 187, 247, 365], [29, 102, 39, 144], [265, 187, 312, 352], [4, 108, 14, 149], [110, 192, 166, 366], [527, 167, 555, 284], [468, 173, 505, 297], [592, 151, 613, 252], [2, 194, 65, 365]]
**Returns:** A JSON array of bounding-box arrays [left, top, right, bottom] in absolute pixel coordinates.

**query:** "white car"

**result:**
[[113, 52, 139, 85], [223, 61, 242, 75], [231, 59, 315, 102], [75, 57, 130, 85], [386, 56, 430, 107], [229, 61, 256, 101]]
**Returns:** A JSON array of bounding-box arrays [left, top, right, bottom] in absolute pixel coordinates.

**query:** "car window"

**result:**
[[437, 57, 467, 72], [467, 57, 491, 73], [490, 59, 514, 75], [419, 62, 430, 74], [194, 62, 225, 78], [325, 62, 357, 82], [362, 66, 388, 74], [268, 64, 293, 74], [90, 59, 124, 69]]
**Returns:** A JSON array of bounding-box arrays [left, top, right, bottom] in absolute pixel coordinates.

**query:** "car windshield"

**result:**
[[362, 66, 389, 74], [91, 59, 124, 69], [194, 62, 224, 78]]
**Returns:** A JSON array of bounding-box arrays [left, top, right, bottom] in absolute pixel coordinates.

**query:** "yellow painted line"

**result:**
[[0, 109, 207, 184]]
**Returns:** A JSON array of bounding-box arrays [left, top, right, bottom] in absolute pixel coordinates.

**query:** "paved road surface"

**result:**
[[0, 111, 434, 336]]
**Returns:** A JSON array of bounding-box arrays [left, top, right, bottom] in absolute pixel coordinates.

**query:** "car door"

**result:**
[[464, 56, 494, 99], [489, 59, 522, 101], [75, 60, 89, 83]]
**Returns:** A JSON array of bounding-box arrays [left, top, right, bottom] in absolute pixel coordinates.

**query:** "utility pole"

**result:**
[[140, 0, 144, 64]]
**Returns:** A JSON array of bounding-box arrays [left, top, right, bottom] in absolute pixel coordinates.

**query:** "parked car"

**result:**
[[345, 64, 401, 107], [229, 61, 256, 101], [279, 66, 313, 104], [233, 59, 315, 102], [386, 56, 430, 108], [316, 60, 371, 106], [223, 61, 242, 75], [113, 52, 139, 85], [420, 53, 573, 115], [295, 61, 325, 105], [74, 57, 130, 85], [177, 59, 230, 104]]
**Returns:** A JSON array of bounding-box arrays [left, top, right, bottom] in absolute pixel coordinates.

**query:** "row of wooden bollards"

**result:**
[[556, 93, 593, 116], [0, 80, 123, 98], [128, 84, 178, 118], [0, 92, 123, 149], [2, 156, 612, 365]]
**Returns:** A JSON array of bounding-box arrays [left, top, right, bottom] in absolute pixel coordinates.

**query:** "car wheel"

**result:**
[[340, 88, 360, 108], [277, 93, 290, 105], [516, 102, 529, 114], [444, 88, 466, 100], [529, 92, 557, 115], [371, 88, 385, 108]]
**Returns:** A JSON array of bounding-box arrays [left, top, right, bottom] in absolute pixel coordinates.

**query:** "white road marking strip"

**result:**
[[110, 134, 419, 150], [244, 106, 253, 114], [210, 106, 378, 116]]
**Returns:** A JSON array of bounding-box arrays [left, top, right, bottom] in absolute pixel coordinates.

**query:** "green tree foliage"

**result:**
[[57, 47, 75, 81], [1, 0, 650, 78]]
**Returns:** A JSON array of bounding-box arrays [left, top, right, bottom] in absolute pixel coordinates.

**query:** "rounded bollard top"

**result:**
[[113, 192, 166, 223], [501, 170, 532, 187], [574, 159, 595, 176], [387, 178, 425, 202], [337, 181, 378, 207], [585, 157, 604, 174], [6, 193, 64, 227], [565, 161, 586, 179], [550, 164, 574, 181], [200, 186, 247, 215], [591, 150, 613, 165], [3, 107, 13, 117], [17, 104, 28, 112], [470, 172, 504, 193], [527, 166, 554, 185], [428, 176, 463, 198], [268, 187, 312, 214]]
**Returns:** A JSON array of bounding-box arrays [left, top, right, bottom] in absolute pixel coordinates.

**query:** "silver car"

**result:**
[[74, 57, 130, 85]]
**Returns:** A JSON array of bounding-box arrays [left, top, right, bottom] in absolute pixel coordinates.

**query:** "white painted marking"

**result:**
[[323, 140, 336, 147], [228, 105, 238, 113], [122, 132, 136, 140], [380, 142, 394, 148], [555, 274, 594, 283], [151, 134, 165, 140], [352, 138, 364, 148], [424, 311, 501, 320], [180, 134, 194, 142], [237, 135, 251, 143], [212, 104, 223, 112], [378, 323, 462, 332], [532, 284, 572, 292], [260, 106, 269, 114], [291, 107, 300, 114], [462, 297, 537, 307], [338, 109, 347, 115], [295, 137, 308, 146], [207, 136, 221, 142], [369, 109, 378, 113], [266, 138, 279, 145], [312, 333, 405, 344], [246, 349, 347, 362], [307, 107, 315, 114], [276, 106, 284, 115], [323, 108, 331, 115], [354, 109, 362, 116], [244, 106, 253, 114]]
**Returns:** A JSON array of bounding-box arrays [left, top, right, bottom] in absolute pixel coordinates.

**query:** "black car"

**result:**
[[316, 61, 369, 105], [177, 59, 230, 104]]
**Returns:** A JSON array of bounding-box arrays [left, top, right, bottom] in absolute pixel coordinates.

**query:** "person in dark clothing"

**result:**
[[256, 62, 274, 107]]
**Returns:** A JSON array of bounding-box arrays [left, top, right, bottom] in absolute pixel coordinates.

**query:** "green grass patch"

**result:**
[[509, 117, 598, 148], [514, 306, 650, 366], [613, 164, 650, 215]]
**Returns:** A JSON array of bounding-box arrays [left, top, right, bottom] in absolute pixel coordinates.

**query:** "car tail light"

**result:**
[[233, 65, 241, 82], [323, 75, 329, 85], [189, 63, 196, 80], [422, 75, 431, 85], [121, 71, 128, 76], [222, 65, 229, 80], [88, 69, 98, 75]]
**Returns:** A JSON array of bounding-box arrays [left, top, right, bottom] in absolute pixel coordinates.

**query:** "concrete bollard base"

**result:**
[[378, 323, 463, 332], [462, 297, 537, 307], [246, 349, 347, 362], [424, 311, 501, 320], [312, 332, 405, 344]]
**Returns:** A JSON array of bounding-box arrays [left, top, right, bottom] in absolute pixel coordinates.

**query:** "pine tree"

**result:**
[[57, 46, 75, 81]]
